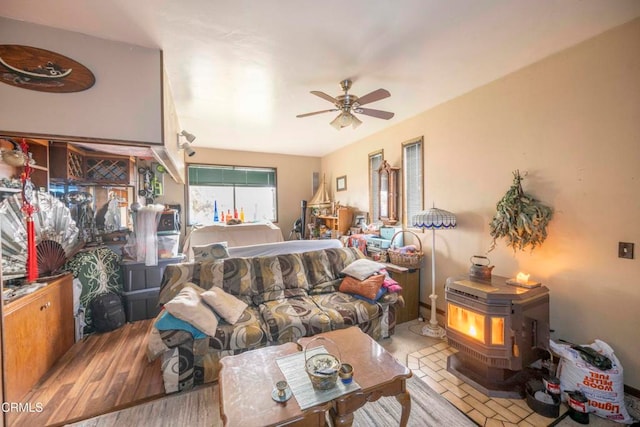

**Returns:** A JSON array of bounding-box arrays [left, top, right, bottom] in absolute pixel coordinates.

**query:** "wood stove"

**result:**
[[445, 274, 550, 398]]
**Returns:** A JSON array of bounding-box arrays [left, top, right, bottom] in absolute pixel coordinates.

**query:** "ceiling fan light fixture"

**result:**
[[299, 80, 394, 129], [351, 114, 362, 129], [330, 112, 358, 130]]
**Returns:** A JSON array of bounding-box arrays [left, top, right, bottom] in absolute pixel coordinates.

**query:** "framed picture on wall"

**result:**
[[336, 175, 347, 191]]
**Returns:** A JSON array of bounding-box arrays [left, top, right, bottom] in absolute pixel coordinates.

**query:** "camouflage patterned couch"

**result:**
[[153, 246, 399, 393]]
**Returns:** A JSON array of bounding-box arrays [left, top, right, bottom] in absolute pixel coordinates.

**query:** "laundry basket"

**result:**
[[387, 230, 423, 268]]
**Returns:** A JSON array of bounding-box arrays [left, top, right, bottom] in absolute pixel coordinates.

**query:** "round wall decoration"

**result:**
[[0, 44, 95, 93]]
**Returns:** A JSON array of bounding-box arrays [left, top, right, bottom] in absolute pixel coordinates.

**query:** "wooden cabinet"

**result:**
[[49, 141, 85, 182], [386, 264, 420, 324], [317, 207, 353, 236], [3, 274, 74, 402]]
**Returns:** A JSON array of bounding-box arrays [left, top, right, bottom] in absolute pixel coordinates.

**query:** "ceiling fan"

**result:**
[[297, 79, 394, 130]]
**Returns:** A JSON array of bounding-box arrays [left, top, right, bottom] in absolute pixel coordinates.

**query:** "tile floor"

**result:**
[[408, 341, 567, 427]]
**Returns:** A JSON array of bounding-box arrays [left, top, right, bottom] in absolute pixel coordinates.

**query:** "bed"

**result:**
[[182, 221, 284, 260]]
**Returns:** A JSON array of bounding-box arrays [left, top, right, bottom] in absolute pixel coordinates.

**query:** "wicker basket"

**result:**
[[387, 230, 423, 269], [304, 336, 342, 390]]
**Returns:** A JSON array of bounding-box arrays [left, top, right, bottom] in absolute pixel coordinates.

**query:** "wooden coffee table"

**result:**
[[298, 327, 412, 427], [219, 327, 411, 427], [219, 343, 331, 427]]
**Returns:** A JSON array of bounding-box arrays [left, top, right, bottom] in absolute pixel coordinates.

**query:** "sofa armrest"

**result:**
[[378, 292, 400, 306]]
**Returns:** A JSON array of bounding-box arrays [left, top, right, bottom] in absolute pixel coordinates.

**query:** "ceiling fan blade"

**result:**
[[355, 107, 395, 120], [296, 109, 338, 118], [355, 88, 390, 106], [310, 91, 338, 104]]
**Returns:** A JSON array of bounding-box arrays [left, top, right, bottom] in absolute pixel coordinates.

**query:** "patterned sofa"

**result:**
[[153, 246, 399, 393]]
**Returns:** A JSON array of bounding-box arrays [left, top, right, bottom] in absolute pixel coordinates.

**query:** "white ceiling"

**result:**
[[2, 1, 639, 157]]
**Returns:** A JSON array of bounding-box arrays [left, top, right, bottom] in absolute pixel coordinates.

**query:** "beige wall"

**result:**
[[159, 147, 321, 243], [0, 17, 162, 145], [323, 18, 640, 388]]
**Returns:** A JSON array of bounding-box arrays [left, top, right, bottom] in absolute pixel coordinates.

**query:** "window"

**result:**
[[187, 165, 277, 225], [368, 150, 383, 223], [402, 137, 423, 227]]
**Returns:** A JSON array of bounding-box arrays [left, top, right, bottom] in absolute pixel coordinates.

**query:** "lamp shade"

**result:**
[[412, 207, 457, 229]]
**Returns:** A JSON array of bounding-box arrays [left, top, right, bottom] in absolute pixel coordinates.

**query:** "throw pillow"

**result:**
[[339, 274, 385, 300], [340, 258, 385, 281], [146, 325, 170, 362], [164, 287, 219, 336], [201, 287, 248, 325], [351, 286, 388, 305], [193, 241, 230, 262]]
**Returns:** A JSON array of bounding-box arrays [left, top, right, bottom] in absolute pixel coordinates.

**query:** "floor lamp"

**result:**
[[412, 206, 457, 338]]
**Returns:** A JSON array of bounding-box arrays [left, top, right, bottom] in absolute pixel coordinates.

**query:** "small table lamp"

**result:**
[[412, 206, 457, 338]]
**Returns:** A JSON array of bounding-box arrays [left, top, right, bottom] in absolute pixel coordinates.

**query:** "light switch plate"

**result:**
[[618, 242, 634, 259]]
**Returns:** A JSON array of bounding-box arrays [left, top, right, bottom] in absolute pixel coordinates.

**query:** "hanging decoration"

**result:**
[[0, 45, 95, 93], [489, 170, 553, 252], [19, 139, 38, 281]]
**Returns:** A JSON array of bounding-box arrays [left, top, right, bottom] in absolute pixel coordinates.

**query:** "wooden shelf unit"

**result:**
[[28, 139, 50, 191], [317, 207, 353, 236], [49, 141, 85, 182], [84, 154, 135, 185]]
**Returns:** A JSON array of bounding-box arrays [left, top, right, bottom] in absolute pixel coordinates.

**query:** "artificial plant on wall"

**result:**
[[489, 170, 553, 252]]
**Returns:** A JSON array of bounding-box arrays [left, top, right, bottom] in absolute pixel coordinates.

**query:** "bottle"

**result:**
[[239, 207, 245, 222], [220, 211, 226, 222], [234, 208, 239, 219], [227, 209, 232, 219], [213, 201, 219, 222]]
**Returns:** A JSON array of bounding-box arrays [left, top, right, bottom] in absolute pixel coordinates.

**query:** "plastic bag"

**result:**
[[550, 339, 633, 424]]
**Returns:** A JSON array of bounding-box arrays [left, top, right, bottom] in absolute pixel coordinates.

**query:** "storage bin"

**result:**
[[121, 256, 184, 292], [123, 288, 161, 322], [158, 234, 180, 259]]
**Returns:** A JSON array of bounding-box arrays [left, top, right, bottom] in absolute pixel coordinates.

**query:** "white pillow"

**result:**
[[341, 258, 386, 281], [164, 287, 219, 336], [193, 241, 229, 262], [201, 287, 248, 325]]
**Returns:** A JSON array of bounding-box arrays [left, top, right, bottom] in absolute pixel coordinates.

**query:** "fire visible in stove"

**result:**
[[447, 303, 505, 346], [445, 275, 550, 398]]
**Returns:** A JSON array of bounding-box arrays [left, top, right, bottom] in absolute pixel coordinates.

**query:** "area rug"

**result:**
[[67, 373, 475, 426], [354, 375, 476, 426]]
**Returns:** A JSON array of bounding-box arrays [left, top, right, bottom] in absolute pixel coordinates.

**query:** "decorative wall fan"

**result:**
[[0, 191, 81, 278], [297, 79, 394, 130]]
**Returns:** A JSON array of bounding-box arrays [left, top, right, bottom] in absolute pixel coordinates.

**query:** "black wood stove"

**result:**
[[445, 274, 550, 398]]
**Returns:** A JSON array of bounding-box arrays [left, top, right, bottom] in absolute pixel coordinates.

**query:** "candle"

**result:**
[[516, 272, 530, 284]]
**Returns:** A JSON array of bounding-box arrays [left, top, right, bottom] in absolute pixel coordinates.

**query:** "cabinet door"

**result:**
[[2, 274, 75, 403], [3, 294, 49, 402], [44, 276, 75, 366]]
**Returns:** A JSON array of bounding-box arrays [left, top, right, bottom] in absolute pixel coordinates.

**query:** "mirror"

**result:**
[[378, 160, 399, 225]]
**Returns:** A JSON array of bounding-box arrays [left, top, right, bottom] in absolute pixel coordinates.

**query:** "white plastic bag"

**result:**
[[550, 339, 633, 424]]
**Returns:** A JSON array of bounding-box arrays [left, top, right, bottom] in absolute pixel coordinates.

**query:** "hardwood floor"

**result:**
[[7, 320, 164, 427]]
